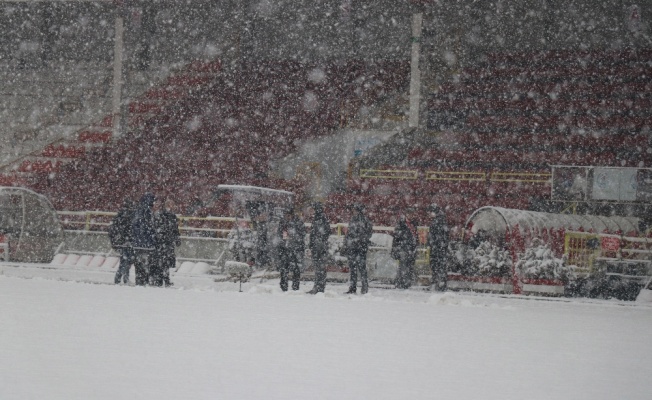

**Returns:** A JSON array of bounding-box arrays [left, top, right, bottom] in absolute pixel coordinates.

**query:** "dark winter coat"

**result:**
[[343, 211, 373, 256], [155, 210, 180, 253], [427, 214, 449, 258], [280, 215, 306, 260], [391, 218, 418, 261], [284, 216, 306, 258], [109, 202, 134, 249], [266, 216, 284, 268], [255, 220, 270, 267], [131, 193, 157, 250], [309, 206, 330, 259]]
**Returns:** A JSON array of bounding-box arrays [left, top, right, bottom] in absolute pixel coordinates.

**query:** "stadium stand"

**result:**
[[328, 48, 651, 228], [9, 58, 409, 216]]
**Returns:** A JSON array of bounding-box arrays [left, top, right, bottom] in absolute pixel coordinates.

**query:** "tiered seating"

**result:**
[[471, 54, 648, 145], [5, 58, 226, 202], [0, 173, 23, 187], [329, 170, 550, 227], [77, 130, 112, 143], [24, 59, 409, 216], [40, 144, 87, 159], [336, 49, 651, 227]]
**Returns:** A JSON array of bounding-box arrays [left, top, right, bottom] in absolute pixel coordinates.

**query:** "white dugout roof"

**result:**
[[466, 207, 641, 238]]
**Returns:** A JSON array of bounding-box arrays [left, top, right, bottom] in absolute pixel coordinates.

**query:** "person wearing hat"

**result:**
[[342, 202, 373, 294], [427, 204, 450, 291], [307, 202, 331, 294]]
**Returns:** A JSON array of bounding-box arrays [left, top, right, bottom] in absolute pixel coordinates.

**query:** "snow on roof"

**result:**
[[466, 206, 640, 236]]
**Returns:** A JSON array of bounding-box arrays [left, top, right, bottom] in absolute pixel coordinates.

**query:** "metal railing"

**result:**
[[359, 169, 419, 180], [57, 211, 238, 239], [490, 171, 551, 183], [57, 211, 434, 264], [426, 170, 486, 182], [357, 168, 551, 185], [564, 230, 652, 275]]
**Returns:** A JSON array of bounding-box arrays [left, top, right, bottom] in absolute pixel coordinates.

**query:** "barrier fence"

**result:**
[[564, 230, 652, 274], [60, 211, 652, 278], [56, 211, 432, 263], [358, 168, 552, 184]]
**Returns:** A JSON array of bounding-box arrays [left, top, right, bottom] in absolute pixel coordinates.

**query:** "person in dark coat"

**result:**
[[110, 198, 135, 285], [131, 192, 157, 286], [342, 203, 373, 294], [307, 202, 331, 294], [427, 204, 450, 291], [251, 205, 270, 269], [391, 211, 418, 289], [278, 209, 305, 291], [265, 209, 284, 275], [152, 198, 181, 287]]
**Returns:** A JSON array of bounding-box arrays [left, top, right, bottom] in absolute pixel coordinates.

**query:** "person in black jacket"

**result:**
[[342, 203, 373, 294], [391, 211, 418, 289], [152, 198, 181, 287], [278, 209, 305, 291], [307, 202, 331, 294], [131, 192, 157, 286], [110, 198, 135, 285], [250, 203, 270, 269], [427, 204, 450, 291]]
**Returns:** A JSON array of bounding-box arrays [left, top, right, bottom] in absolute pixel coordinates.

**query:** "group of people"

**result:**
[[391, 204, 450, 291], [271, 201, 450, 295], [339, 202, 449, 294], [109, 193, 181, 287], [109, 192, 450, 293], [245, 201, 375, 295]]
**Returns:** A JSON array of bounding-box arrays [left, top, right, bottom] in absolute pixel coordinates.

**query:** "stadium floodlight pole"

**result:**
[[111, 11, 125, 139], [408, 12, 423, 129]]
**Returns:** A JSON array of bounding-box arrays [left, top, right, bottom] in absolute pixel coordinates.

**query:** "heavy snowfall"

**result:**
[[1, 1, 652, 399]]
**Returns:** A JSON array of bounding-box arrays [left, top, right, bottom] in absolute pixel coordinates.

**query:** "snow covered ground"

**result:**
[[1, 264, 651, 400]]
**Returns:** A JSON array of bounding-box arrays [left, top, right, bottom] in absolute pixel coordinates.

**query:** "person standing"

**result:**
[[109, 198, 135, 285], [307, 202, 331, 294], [391, 211, 418, 289], [427, 204, 450, 291], [342, 203, 373, 294], [152, 198, 181, 287], [252, 206, 270, 269], [278, 209, 305, 291], [267, 208, 284, 274], [131, 192, 157, 286]]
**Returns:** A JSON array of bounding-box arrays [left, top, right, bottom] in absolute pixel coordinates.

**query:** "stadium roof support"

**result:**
[[408, 12, 422, 128]]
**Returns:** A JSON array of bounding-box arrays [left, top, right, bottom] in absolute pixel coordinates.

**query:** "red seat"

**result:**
[[78, 130, 112, 143]]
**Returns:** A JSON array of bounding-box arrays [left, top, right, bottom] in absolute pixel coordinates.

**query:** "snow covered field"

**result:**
[[1, 265, 651, 400]]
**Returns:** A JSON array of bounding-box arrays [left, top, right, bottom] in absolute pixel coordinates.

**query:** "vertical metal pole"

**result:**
[[112, 15, 125, 139], [409, 13, 423, 129]]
